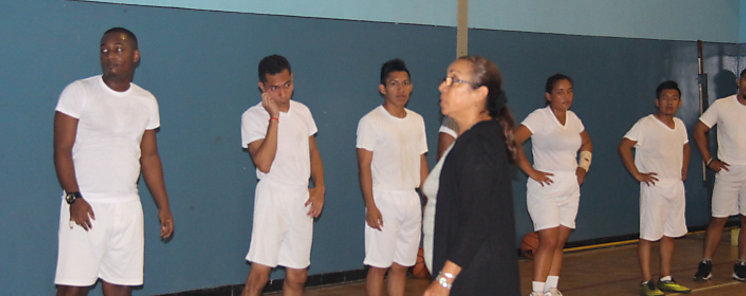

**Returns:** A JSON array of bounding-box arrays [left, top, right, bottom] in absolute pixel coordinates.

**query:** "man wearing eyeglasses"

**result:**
[[356, 58, 429, 296], [240, 54, 325, 296]]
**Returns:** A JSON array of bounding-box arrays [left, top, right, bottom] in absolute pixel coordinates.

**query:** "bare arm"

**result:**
[[246, 93, 281, 173], [419, 153, 430, 202], [305, 136, 325, 218], [437, 132, 455, 161], [419, 153, 429, 190], [682, 142, 691, 180], [54, 111, 95, 231], [357, 148, 382, 230], [514, 125, 553, 186], [693, 121, 729, 172], [423, 260, 463, 296], [54, 112, 80, 194], [140, 129, 174, 239], [579, 130, 593, 153], [618, 138, 658, 186], [246, 119, 279, 173]]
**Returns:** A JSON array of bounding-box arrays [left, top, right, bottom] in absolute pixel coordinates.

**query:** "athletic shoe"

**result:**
[[733, 261, 746, 281], [639, 281, 664, 296], [693, 260, 712, 281], [546, 287, 563, 296], [657, 277, 691, 293]]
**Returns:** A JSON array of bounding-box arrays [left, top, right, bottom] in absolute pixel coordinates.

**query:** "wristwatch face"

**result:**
[[65, 193, 76, 204]]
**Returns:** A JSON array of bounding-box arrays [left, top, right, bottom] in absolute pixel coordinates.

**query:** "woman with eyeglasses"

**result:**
[[514, 74, 593, 296], [423, 56, 520, 296]]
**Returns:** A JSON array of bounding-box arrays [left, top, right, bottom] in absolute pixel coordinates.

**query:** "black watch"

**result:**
[[65, 191, 82, 205]]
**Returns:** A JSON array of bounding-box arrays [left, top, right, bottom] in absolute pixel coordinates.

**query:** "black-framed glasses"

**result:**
[[441, 76, 479, 87]]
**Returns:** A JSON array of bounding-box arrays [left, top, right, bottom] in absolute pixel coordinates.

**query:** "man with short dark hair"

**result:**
[[53, 27, 174, 296], [619, 81, 691, 296], [693, 69, 746, 282], [357, 59, 428, 296], [240, 55, 325, 296]]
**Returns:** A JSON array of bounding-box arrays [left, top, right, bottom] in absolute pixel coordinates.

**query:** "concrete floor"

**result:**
[[275, 230, 746, 295]]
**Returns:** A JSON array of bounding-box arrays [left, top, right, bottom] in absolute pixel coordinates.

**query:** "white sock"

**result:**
[[659, 275, 672, 282], [545, 276, 559, 290], [532, 281, 545, 293]]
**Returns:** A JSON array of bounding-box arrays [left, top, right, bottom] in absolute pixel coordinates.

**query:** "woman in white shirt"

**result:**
[[515, 74, 593, 296]]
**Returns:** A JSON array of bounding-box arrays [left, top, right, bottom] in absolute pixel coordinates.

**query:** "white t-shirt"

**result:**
[[439, 125, 457, 139], [439, 116, 458, 138], [521, 106, 584, 172], [241, 100, 318, 187], [356, 105, 428, 190], [624, 115, 688, 180], [699, 95, 746, 165], [55, 75, 160, 202]]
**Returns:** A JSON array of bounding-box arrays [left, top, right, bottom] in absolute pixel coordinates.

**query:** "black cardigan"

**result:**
[[432, 120, 520, 295]]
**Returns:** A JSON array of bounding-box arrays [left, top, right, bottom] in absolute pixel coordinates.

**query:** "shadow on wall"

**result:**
[[714, 70, 737, 99]]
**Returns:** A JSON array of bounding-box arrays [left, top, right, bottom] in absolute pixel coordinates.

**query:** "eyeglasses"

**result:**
[[441, 76, 479, 87]]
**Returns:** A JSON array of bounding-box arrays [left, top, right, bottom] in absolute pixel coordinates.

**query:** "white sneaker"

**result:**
[[546, 288, 563, 296]]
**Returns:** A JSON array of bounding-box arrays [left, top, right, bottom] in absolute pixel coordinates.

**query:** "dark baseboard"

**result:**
[[563, 221, 741, 250]]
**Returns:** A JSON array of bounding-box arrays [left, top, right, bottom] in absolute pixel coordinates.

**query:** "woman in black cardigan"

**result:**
[[424, 56, 520, 296]]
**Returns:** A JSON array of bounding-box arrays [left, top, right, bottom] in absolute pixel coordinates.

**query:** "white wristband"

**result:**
[[578, 150, 592, 172]]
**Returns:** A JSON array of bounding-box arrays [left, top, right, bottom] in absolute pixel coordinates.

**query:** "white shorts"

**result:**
[[527, 171, 580, 231], [712, 165, 746, 217], [364, 188, 421, 268], [55, 199, 144, 286], [639, 179, 687, 241], [246, 180, 313, 269]]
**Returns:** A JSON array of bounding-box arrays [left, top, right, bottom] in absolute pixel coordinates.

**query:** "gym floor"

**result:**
[[272, 230, 746, 295]]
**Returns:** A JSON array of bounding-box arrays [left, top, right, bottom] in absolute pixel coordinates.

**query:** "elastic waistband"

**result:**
[[258, 178, 309, 190], [60, 192, 140, 203], [644, 178, 682, 187], [372, 187, 417, 193]]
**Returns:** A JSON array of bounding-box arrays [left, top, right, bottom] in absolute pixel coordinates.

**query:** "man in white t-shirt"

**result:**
[[240, 55, 325, 296], [357, 59, 428, 296], [693, 69, 746, 282], [53, 27, 174, 296], [619, 81, 691, 296]]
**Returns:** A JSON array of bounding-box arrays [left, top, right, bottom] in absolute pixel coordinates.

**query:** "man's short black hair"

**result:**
[[258, 55, 292, 83], [656, 80, 681, 98], [380, 59, 410, 85], [103, 27, 138, 49]]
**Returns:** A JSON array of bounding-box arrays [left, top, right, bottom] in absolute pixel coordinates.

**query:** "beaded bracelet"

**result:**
[[436, 271, 454, 290]]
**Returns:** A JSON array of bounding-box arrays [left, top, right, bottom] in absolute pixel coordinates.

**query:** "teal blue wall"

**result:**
[[742, 0, 746, 42], [470, 0, 740, 43], [0, 0, 743, 295], [86, 0, 743, 42]]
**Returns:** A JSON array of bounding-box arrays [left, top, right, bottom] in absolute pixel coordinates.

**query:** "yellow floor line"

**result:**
[[562, 227, 739, 253], [564, 239, 638, 252], [691, 281, 742, 292]]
